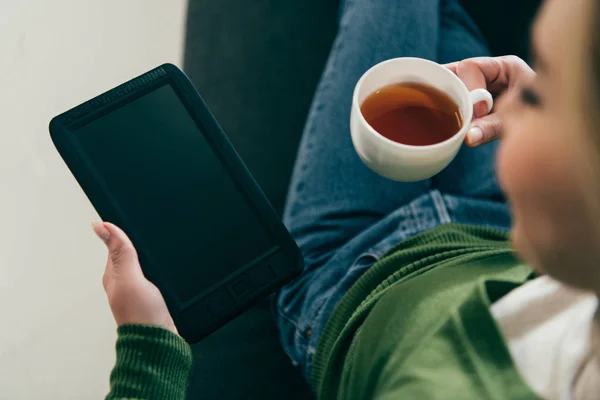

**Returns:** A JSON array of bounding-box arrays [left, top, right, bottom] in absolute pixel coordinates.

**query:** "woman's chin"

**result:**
[[510, 224, 545, 273], [509, 224, 523, 258]]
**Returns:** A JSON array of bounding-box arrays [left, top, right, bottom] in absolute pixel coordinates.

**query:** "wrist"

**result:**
[[115, 318, 178, 335]]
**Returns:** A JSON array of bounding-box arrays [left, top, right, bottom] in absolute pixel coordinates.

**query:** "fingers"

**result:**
[[92, 221, 142, 279], [465, 114, 503, 147], [446, 56, 535, 93], [444, 62, 458, 74], [444, 56, 534, 135], [447, 58, 503, 118], [455, 59, 489, 92], [455, 61, 490, 118]]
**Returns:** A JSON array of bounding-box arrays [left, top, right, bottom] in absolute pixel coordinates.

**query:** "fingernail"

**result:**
[[468, 126, 483, 145], [92, 221, 110, 242]]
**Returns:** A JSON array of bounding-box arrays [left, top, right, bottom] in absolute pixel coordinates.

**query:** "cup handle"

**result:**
[[468, 88, 494, 114]]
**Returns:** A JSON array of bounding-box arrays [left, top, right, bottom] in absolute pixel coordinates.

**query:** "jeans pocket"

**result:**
[[345, 248, 384, 283], [351, 252, 379, 270], [350, 234, 396, 270]]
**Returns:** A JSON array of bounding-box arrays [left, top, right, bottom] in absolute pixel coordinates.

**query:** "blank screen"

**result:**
[[71, 84, 274, 303]]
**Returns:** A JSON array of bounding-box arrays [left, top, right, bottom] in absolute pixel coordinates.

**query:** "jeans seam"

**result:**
[[410, 202, 422, 232], [431, 190, 451, 223], [304, 293, 332, 363]]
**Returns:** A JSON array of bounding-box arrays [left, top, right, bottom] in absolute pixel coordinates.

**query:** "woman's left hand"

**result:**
[[445, 56, 536, 146], [92, 222, 178, 335]]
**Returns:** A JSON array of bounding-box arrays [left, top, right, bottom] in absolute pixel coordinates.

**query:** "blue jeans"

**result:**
[[275, 0, 511, 380]]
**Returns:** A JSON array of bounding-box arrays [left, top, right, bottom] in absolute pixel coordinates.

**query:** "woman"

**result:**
[[97, 0, 599, 398]]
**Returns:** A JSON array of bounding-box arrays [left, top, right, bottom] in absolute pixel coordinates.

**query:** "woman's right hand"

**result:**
[[445, 56, 536, 146], [93, 221, 178, 335]]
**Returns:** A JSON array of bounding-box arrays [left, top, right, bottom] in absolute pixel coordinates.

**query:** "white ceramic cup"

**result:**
[[350, 57, 493, 181]]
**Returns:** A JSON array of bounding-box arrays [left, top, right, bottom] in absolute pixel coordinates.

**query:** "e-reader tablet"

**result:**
[[49, 64, 303, 343]]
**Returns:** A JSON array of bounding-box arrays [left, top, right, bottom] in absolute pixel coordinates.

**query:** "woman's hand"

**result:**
[[92, 221, 178, 335], [445, 56, 535, 146]]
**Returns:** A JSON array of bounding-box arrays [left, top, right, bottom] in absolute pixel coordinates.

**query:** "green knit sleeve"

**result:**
[[105, 324, 193, 400]]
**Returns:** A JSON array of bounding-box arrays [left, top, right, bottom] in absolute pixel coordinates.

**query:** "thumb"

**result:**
[[92, 221, 142, 277], [465, 114, 503, 147]]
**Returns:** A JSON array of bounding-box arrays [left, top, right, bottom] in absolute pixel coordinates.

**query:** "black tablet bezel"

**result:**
[[50, 64, 303, 342]]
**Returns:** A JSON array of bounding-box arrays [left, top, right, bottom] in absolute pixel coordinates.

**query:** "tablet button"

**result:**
[[269, 252, 291, 275], [231, 277, 250, 296], [206, 288, 235, 315], [247, 264, 276, 286]]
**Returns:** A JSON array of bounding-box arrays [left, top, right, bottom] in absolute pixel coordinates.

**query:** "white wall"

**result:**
[[0, 1, 188, 398]]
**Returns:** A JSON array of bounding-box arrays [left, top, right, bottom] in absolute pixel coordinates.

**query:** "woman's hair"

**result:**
[[575, 0, 600, 232], [591, 0, 600, 126]]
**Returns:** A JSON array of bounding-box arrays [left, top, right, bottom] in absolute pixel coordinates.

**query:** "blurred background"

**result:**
[[0, 1, 187, 398], [0, 0, 540, 398]]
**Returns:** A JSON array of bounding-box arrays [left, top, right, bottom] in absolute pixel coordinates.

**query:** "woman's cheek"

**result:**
[[497, 106, 552, 200], [496, 114, 550, 260], [494, 92, 524, 195], [495, 121, 529, 201]]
